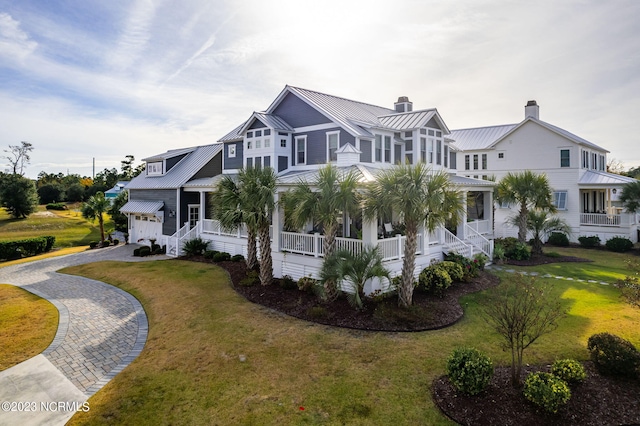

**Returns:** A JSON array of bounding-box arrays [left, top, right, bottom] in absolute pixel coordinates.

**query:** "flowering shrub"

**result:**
[[446, 347, 494, 395], [444, 252, 480, 281], [436, 261, 465, 282], [587, 332, 640, 378], [551, 359, 586, 384], [418, 265, 452, 296], [523, 372, 571, 413]]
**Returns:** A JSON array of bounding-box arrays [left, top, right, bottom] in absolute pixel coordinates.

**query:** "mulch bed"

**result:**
[[433, 362, 640, 426], [182, 254, 640, 424], [504, 253, 593, 266]]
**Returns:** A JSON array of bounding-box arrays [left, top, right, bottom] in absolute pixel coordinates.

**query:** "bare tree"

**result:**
[[484, 274, 565, 387], [607, 157, 625, 175], [2, 141, 33, 175]]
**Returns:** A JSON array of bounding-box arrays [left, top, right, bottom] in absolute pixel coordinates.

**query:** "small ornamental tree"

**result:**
[[616, 259, 640, 307], [483, 274, 565, 387]]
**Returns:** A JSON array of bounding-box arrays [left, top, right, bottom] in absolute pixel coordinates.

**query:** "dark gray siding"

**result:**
[[272, 92, 331, 127], [190, 152, 222, 180], [166, 153, 188, 172], [249, 119, 267, 130], [293, 128, 354, 165], [180, 190, 199, 230], [278, 156, 288, 172], [129, 188, 178, 235], [425, 117, 442, 131], [223, 141, 243, 170], [360, 140, 372, 163]]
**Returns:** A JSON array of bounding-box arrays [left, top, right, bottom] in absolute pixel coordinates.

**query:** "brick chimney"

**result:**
[[394, 96, 413, 113], [525, 100, 539, 120]]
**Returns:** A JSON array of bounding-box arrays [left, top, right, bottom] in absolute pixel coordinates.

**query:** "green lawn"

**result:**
[[0, 206, 111, 248], [61, 248, 640, 425]]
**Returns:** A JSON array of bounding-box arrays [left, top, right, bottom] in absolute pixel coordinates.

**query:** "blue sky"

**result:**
[[1, 0, 639, 178]]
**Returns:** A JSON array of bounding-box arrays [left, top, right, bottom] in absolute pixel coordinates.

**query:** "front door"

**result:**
[[188, 205, 200, 229]]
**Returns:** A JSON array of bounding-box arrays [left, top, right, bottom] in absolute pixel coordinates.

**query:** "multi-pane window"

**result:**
[[384, 136, 391, 163], [280, 139, 287, 148], [436, 140, 442, 165], [228, 144, 236, 158], [560, 149, 570, 167], [582, 150, 589, 168], [147, 162, 162, 175], [473, 154, 479, 170], [552, 191, 568, 210], [247, 141, 252, 150], [465, 155, 470, 170], [420, 138, 426, 163], [444, 146, 449, 168], [482, 154, 487, 169], [599, 155, 606, 171], [498, 152, 505, 159], [264, 139, 270, 148], [296, 136, 306, 165], [375, 135, 382, 162], [591, 152, 597, 169], [327, 132, 339, 162], [428, 139, 434, 163]]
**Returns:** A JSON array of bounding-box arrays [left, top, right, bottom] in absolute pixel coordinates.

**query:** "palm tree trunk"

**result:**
[[518, 204, 528, 242], [322, 222, 339, 302], [258, 224, 272, 286], [99, 215, 105, 242], [399, 222, 418, 308], [246, 227, 258, 270]]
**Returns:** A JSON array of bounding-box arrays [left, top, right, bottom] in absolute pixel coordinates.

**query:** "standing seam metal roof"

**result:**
[[449, 124, 518, 151], [125, 144, 222, 190]]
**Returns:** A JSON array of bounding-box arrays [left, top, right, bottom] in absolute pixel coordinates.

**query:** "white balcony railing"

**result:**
[[466, 219, 492, 235], [580, 213, 621, 227]]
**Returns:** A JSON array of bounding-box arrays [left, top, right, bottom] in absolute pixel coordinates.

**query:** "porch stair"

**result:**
[[464, 224, 494, 259], [442, 228, 474, 258], [165, 222, 196, 257]]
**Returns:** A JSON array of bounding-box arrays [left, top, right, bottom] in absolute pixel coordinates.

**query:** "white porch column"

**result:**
[[200, 191, 206, 220], [361, 216, 378, 247], [271, 192, 283, 253], [456, 192, 468, 240], [484, 190, 493, 234]]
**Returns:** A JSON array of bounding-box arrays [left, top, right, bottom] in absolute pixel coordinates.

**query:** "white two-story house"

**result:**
[[450, 101, 638, 243]]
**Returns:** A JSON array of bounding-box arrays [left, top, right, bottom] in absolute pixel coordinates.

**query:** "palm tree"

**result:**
[[363, 163, 463, 308], [496, 170, 555, 243], [281, 164, 360, 301], [620, 180, 640, 213], [211, 174, 258, 270], [319, 246, 390, 310], [211, 167, 277, 285], [81, 191, 110, 242], [516, 210, 571, 255]]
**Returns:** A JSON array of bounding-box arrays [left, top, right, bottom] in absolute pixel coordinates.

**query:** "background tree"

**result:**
[[496, 170, 555, 243], [281, 164, 360, 301], [516, 210, 572, 255], [623, 166, 640, 179], [37, 183, 65, 204], [483, 274, 565, 387], [65, 183, 86, 202], [81, 192, 110, 242], [108, 190, 129, 232], [319, 246, 390, 310], [0, 174, 39, 218], [363, 164, 463, 308], [619, 180, 640, 213], [2, 141, 33, 175]]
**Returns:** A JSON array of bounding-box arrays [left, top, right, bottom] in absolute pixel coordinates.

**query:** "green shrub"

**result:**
[[297, 276, 318, 292], [212, 251, 231, 262], [279, 275, 297, 289], [507, 242, 531, 260], [239, 270, 259, 287], [418, 265, 452, 296], [473, 253, 487, 270], [587, 332, 640, 378], [231, 254, 245, 262], [203, 250, 218, 260], [45, 202, 67, 210], [605, 236, 633, 253], [89, 241, 99, 249], [547, 232, 569, 247], [112, 239, 120, 245], [578, 235, 601, 248], [494, 237, 520, 254], [446, 348, 494, 396], [102, 240, 110, 247], [151, 243, 161, 252], [0, 237, 55, 259], [523, 372, 571, 413], [545, 251, 561, 258], [444, 252, 480, 280], [139, 246, 151, 257], [551, 359, 586, 384], [493, 243, 506, 263], [437, 261, 465, 282], [133, 248, 141, 257], [182, 237, 210, 256]]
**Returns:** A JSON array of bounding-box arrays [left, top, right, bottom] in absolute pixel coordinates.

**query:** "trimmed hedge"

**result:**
[[0, 236, 56, 260], [523, 372, 571, 413], [551, 359, 586, 384], [605, 236, 634, 253], [587, 332, 640, 379], [578, 235, 601, 248], [45, 203, 67, 210], [446, 347, 494, 395], [547, 232, 569, 247]]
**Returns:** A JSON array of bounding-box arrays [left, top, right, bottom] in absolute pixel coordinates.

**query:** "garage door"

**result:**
[[131, 214, 163, 244]]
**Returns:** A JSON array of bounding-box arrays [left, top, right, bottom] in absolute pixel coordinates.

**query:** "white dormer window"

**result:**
[[147, 161, 162, 175]]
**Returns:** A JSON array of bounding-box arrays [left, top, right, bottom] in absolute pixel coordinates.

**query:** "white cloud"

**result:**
[[0, 12, 37, 61]]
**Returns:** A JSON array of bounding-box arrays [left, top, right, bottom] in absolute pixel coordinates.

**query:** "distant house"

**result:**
[[120, 144, 222, 245], [450, 101, 639, 243], [151, 85, 495, 286], [104, 181, 128, 204]]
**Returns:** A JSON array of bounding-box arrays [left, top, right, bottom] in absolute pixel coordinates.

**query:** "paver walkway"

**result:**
[[0, 245, 167, 425], [486, 264, 612, 286]]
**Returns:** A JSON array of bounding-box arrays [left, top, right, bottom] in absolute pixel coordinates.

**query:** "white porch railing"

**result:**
[[165, 222, 191, 257], [442, 228, 474, 258], [202, 219, 248, 238], [377, 234, 424, 261], [465, 224, 493, 258], [466, 219, 492, 235], [580, 213, 637, 227]]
